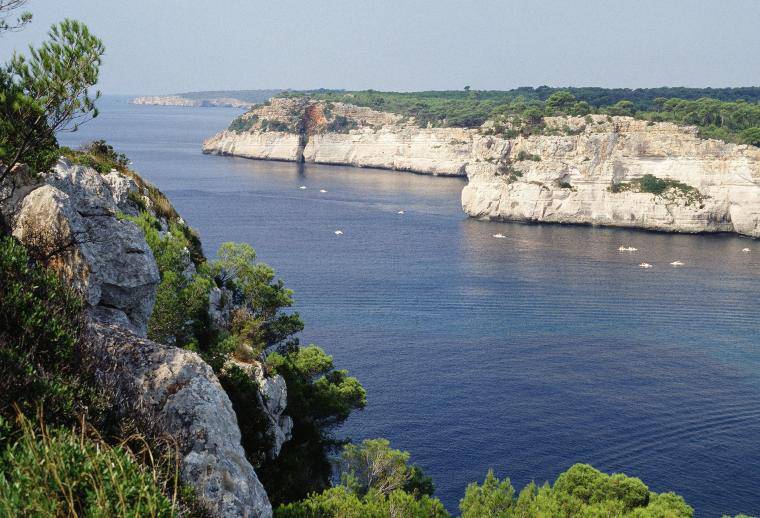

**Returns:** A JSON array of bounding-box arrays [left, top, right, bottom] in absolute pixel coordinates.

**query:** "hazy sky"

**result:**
[[2, 0, 759, 94]]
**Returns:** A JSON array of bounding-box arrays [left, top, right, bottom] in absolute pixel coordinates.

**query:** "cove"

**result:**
[[59, 97, 760, 516]]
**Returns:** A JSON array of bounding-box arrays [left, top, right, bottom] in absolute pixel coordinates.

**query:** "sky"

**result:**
[[1, 0, 759, 95]]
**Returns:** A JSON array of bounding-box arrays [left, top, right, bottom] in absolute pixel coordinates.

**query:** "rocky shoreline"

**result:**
[[203, 98, 760, 237]]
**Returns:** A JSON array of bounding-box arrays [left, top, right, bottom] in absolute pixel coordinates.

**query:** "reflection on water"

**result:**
[[59, 99, 760, 517]]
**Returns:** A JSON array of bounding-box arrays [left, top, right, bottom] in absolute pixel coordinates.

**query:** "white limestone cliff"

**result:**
[[202, 98, 471, 176], [204, 100, 760, 237], [462, 116, 760, 237]]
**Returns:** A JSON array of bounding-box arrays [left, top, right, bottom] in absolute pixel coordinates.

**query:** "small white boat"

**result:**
[[639, 262, 653, 269], [299, 185, 307, 190], [334, 230, 343, 235], [492, 233, 506, 239], [670, 261, 684, 266], [742, 247, 751, 252], [319, 189, 327, 193], [618, 246, 638, 252], [397, 210, 405, 214]]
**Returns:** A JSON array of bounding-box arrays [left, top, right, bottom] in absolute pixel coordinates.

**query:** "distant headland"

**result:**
[[130, 89, 282, 108]]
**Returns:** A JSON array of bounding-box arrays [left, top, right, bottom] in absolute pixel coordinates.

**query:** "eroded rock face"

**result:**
[[88, 322, 273, 518], [201, 98, 470, 176], [203, 130, 303, 162], [462, 116, 760, 237], [205, 102, 760, 236], [8, 159, 276, 516], [11, 160, 160, 335], [209, 289, 293, 458], [227, 360, 293, 459]]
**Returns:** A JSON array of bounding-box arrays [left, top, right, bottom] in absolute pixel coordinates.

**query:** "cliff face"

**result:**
[[202, 98, 473, 176], [462, 116, 760, 237], [204, 100, 760, 237]]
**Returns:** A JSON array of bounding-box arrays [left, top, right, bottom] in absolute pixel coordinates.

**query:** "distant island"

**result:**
[[130, 89, 282, 108]]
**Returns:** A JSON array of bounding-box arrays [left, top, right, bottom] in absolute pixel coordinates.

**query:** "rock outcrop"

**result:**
[[208, 287, 293, 458], [462, 116, 760, 237], [7, 159, 278, 517], [204, 100, 760, 237], [88, 322, 272, 518], [11, 160, 160, 335]]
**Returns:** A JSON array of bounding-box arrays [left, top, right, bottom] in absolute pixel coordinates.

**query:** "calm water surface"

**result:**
[[60, 98, 760, 516]]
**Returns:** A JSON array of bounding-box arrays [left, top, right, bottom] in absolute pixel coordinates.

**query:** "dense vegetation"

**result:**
[[459, 464, 693, 518], [276, 439, 447, 517], [127, 209, 367, 504], [0, 235, 94, 427], [0, 414, 175, 517], [280, 88, 760, 146], [0, 234, 190, 516], [0, 4, 196, 516], [277, 448, 695, 518]]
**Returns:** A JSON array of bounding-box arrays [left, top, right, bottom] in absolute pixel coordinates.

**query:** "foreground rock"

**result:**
[[7, 159, 275, 516], [204, 100, 760, 237], [89, 322, 272, 517], [226, 359, 293, 459], [10, 160, 160, 335]]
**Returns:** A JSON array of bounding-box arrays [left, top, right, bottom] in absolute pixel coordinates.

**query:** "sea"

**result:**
[[58, 96, 760, 516]]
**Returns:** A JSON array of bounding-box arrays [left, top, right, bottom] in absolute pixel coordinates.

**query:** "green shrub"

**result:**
[[0, 69, 59, 175], [326, 115, 358, 133], [637, 174, 671, 195], [459, 464, 693, 518], [60, 140, 129, 174], [460, 470, 515, 518], [127, 212, 213, 349], [516, 150, 541, 162], [605, 100, 635, 117], [496, 162, 523, 183], [229, 114, 259, 133], [610, 175, 705, 206], [260, 119, 293, 132], [739, 127, 760, 147], [212, 243, 304, 356], [260, 345, 366, 504], [275, 486, 449, 518], [0, 236, 103, 432], [336, 438, 435, 500], [0, 414, 176, 517]]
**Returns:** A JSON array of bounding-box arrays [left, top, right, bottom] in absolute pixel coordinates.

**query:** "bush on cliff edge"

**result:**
[[0, 413, 176, 517], [0, 235, 102, 431]]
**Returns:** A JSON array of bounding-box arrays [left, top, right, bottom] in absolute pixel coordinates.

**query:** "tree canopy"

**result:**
[[459, 464, 693, 518]]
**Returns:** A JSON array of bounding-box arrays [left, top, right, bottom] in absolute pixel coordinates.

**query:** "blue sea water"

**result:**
[[59, 97, 760, 516]]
